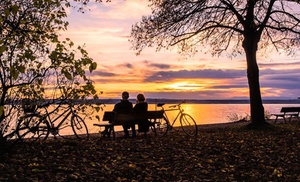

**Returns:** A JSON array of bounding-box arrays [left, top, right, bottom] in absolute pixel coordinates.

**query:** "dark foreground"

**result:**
[[0, 122, 299, 181]]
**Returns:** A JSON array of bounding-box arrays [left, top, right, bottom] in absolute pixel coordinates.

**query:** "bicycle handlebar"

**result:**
[[157, 100, 187, 108], [37, 102, 51, 108], [35, 99, 75, 109], [169, 100, 186, 108], [169, 104, 177, 108]]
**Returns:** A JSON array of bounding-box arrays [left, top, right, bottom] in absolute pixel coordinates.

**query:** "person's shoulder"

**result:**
[[114, 102, 121, 106]]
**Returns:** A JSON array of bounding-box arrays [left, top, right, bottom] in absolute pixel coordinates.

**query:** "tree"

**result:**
[[130, 0, 300, 126], [0, 0, 99, 142]]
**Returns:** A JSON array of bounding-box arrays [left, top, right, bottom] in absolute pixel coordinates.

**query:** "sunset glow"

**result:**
[[60, 1, 300, 100], [167, 82, 201, 91]]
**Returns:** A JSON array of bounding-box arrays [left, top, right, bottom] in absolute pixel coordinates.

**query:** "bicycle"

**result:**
[[16, 100, 89, 142], [152, 100, 198, 136]]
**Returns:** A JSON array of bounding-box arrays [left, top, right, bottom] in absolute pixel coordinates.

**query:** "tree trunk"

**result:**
[[0, 87, 8, 142], [244, 41, 265, 125]]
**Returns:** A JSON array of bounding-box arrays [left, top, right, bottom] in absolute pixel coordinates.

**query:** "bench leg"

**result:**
[[274, 116, 281, 124], [112, 128, 116, 140], [289, 116, 292, 123], [148, 121, 157, 136], [101, 126, 114, 139], [274, 116, 287, 124], [294, 114, 299, 122], [283, 116, 287, 123]]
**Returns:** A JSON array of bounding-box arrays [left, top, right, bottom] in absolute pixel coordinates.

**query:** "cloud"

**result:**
[[257, 69, 300, 91], [260, 61, 300, 67], [145, 69, 246, 82], [148, 63, 171, 69], [119, 63, 133, 69], [259, 61, 300, 72], [212, 84, 248, 89], [144, 89, 249, 100], [90, 70, 116, 77]]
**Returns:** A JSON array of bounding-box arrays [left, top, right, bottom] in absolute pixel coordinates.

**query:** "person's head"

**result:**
[[122, 91, 129, 100], [136, 94, 146, 102]]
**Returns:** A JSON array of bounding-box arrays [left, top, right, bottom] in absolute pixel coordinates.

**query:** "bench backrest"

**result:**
[[280, 107, 300, 113], [102, 111, 116, 121], [102, 111, 164, 123]]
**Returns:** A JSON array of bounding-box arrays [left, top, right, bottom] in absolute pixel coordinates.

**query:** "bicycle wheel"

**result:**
[[180, 113, 198, 136], [16, 114, 50, 142], [151, 116, 169, 137], [71, 114, 89, 140]]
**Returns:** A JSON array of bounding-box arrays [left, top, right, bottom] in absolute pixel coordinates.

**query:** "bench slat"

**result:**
[[102, 111, 116, 121], [280, 107, 300, 113]]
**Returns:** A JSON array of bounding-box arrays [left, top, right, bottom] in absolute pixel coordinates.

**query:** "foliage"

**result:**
[[70, 0, 112, 12], [131, 0, 300, 56], [130, 0, 300, 126], [0, 0, 101, 142], [264, 110, 271, 120], [0, 123, 299, 181]]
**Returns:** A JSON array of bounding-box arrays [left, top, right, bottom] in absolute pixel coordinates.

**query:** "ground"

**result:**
[[0, 121, 299, 181]]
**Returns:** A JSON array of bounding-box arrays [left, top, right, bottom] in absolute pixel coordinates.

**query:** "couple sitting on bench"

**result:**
[[102, 91, 151, 138]]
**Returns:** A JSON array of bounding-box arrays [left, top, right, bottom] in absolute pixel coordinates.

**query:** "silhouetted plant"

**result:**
[[0, 0, 101, 143]]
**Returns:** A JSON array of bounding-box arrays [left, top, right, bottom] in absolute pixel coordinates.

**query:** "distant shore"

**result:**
[[16, 98, 300, 105], [95, 98, 300, 104]]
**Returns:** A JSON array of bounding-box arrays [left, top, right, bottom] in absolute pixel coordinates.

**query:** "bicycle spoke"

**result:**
[[71, 114, 89, 140], [180, 114, 198, 136], [16, 114, 50, 142], [151, 116, 169, 137]]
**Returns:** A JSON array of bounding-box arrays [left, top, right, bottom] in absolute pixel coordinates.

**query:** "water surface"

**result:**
[[86, 103, 300, 134]]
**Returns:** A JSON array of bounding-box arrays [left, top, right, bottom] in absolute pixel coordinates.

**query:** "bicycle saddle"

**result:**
[[157, 103, 165, 107]]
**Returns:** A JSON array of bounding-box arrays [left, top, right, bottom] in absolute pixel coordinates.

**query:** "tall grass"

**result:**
[[227, 110, 271, 122]]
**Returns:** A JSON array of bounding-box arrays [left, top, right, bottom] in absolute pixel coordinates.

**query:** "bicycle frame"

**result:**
[[163, 107, 182, 127], [159, 101, 186, 127], [156, 100, 198, 136], [16, 100, 89, 141], [41, 104, 75, 130]]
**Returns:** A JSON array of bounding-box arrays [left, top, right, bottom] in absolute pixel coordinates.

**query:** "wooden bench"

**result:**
[[93, 111, 164, 139], [271, 107, 300, 124]]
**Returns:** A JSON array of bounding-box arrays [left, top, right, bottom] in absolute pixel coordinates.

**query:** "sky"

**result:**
[[60, 0, 300, 100]]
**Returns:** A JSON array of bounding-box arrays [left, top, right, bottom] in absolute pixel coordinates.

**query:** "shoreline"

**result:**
[[88, 119, 281, 139], [95, 98, 300, 104]]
